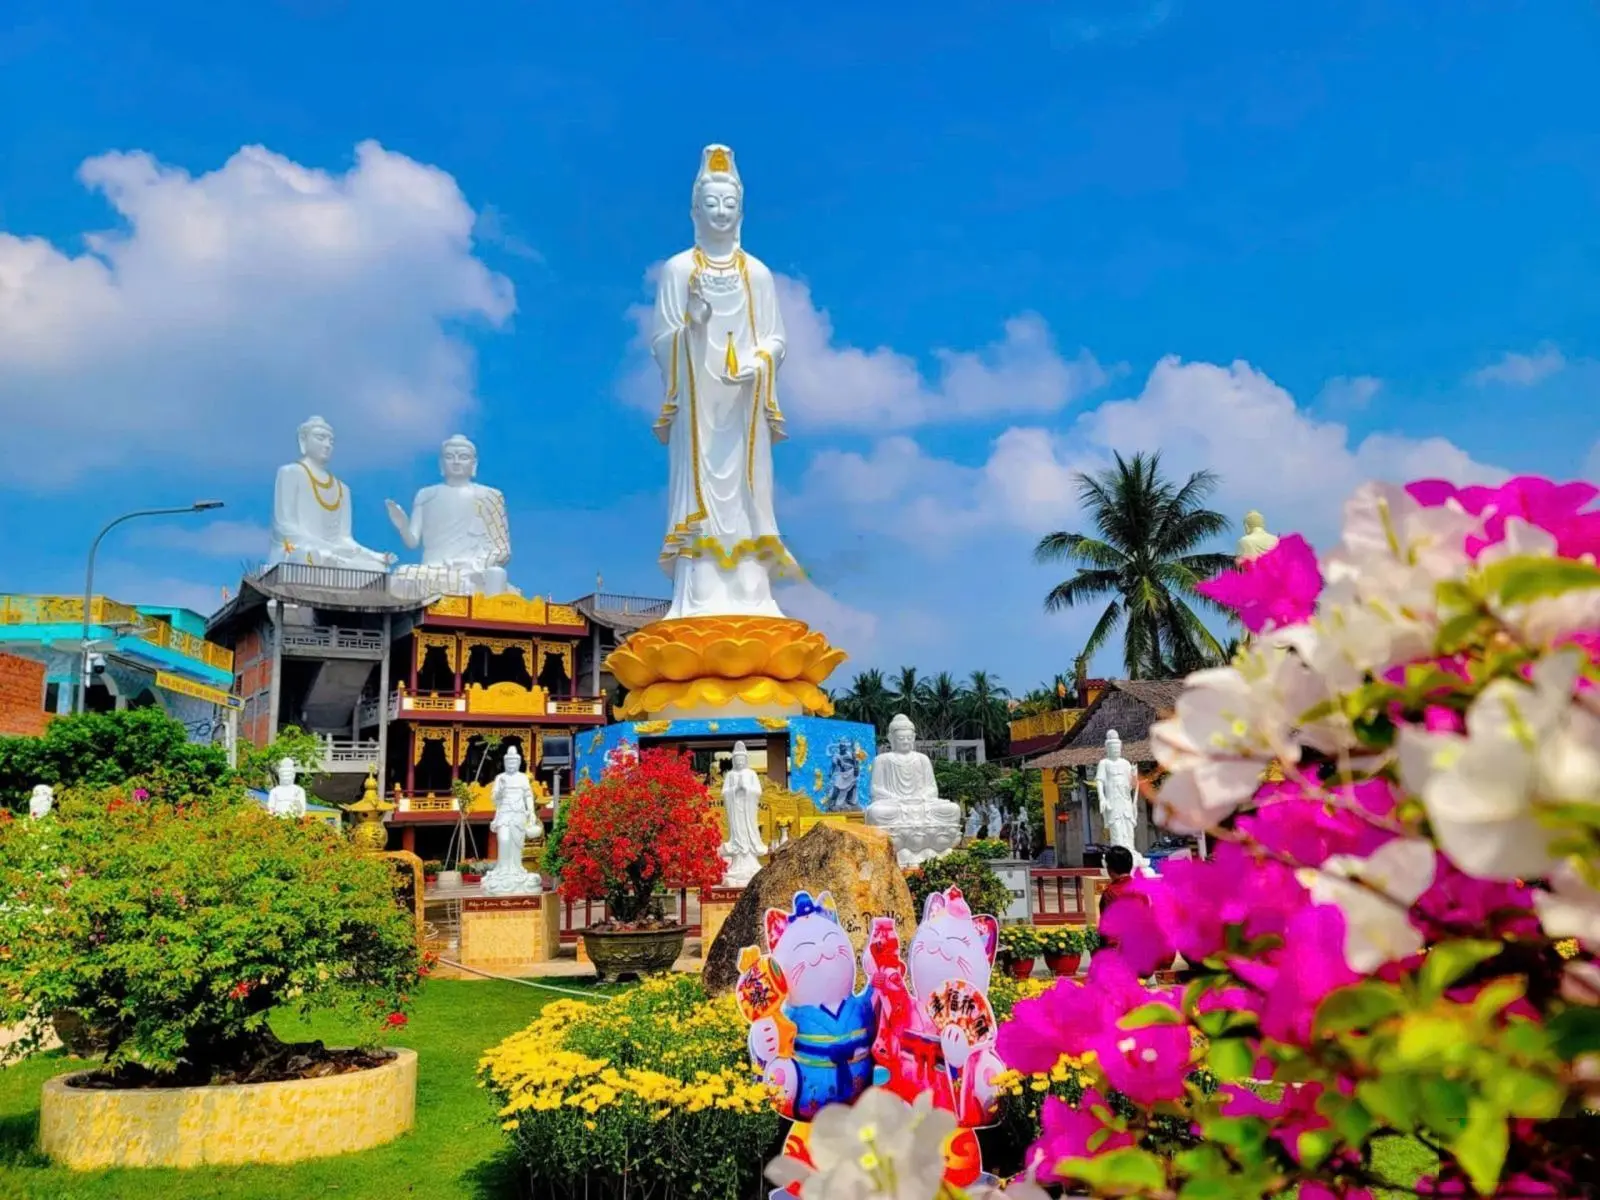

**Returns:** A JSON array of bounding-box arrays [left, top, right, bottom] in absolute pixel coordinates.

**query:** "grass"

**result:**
[[0, 977, 621, 1200]]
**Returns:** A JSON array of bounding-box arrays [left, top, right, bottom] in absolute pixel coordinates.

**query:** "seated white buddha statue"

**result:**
[[266, 757, 308, 818], [864, 714, 962, 866], [269, 416, 393, 572], [387, 435, 516, 597], [1237, 510, 1280, 562]]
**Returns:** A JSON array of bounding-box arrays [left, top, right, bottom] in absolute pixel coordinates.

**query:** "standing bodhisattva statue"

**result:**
[[649, 144, 797, 621]]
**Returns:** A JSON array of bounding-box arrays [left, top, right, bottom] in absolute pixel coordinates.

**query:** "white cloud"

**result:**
[[810, 356, 1505, 552], [1316, 374, 1382, 412], [1467, 344, 1567, 388], [620, 273, 1111, 429], [131, 518, 270, 559], [0, 141, 515, 488]]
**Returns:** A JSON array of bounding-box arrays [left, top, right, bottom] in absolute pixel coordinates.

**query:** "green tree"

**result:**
[[835, 668, 896, 739], [921, 671, 964, 741], [236, 725, 328, 799], [889, 666, 928, 726], [961, 670, 1012, 757], [0, 707, 230, 813], [1033, 451, 1233, 677]]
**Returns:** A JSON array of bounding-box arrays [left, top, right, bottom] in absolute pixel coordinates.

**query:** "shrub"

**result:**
[[0, 780, 420, 1080], [558, 748, 724, 926], [965, 836, 1010, 860], [235, 724, 326, 795], [480, 975, 781, 1200], [903, 847, 1010, 922], [996, 924, 1045, 961], [0, 707, 230, 813], [1038, 926, 1085, 956]]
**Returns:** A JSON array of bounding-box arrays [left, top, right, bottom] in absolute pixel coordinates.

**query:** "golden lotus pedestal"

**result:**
[[605, 616, 846, 721]]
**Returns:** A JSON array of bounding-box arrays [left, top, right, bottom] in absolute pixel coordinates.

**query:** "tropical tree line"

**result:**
[[831, 667, 1012, 756]]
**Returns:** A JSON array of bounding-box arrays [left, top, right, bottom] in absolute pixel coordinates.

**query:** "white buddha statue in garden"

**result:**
[[484, 746, 542, 895], [1237, 511, 1280, 562], [265, 758, 308, 818], [270, 416, 393, 572], [1095, 730, 1147, 871], [865, 714, 962, 866], [719, 742, 767, 886], [387, 434, 515, 597], [29, 784, 53, 819], [649, 144, 797, 621]]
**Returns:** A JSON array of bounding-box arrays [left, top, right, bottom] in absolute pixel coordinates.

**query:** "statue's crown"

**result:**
[[707, 147, 731, 172]]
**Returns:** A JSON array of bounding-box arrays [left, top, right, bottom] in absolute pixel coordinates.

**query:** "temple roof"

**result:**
[[567, 592, 669, 634], [208, 565, 431, 637], [1024, 678, 1184, 771]]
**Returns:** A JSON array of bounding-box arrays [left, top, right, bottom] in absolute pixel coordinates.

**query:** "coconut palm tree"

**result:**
[[1034, 451, 1233, 678], [835, 669, 895, 738], [889, 666, 928, 726], [961, 670, 1012, 756], [921, 672, 964, 741]]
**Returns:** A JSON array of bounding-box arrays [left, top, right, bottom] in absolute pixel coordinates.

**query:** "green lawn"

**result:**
[[0, 977, 619, 1200]]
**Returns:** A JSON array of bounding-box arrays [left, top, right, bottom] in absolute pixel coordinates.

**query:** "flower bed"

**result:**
[[479, 975, 782, 1200]]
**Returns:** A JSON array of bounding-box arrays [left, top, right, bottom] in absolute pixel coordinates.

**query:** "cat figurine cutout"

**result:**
[[744, 889, 878, 1121]]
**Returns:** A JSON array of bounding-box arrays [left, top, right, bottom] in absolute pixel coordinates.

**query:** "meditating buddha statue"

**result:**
[[864, 714, 962, 866], [269, 416, 392, 572]]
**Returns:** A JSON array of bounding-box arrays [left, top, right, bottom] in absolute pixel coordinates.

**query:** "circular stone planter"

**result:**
[[39, 1047, 417, 1170], [582, 925, 688, 982]]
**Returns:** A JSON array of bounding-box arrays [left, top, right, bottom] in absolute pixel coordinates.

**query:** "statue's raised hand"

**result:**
[[385, 499, 408, 532], [686, 276, 712, 326]]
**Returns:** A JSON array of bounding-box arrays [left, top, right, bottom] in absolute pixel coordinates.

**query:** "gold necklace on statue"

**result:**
[[300, 462, 344, 512]]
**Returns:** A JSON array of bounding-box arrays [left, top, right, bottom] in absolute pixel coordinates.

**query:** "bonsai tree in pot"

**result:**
[[0, 777, 421, 1085], [556, 747, 724, 980]]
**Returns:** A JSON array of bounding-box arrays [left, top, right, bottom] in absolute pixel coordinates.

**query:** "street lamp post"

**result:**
[[77, 501, 226, 714]]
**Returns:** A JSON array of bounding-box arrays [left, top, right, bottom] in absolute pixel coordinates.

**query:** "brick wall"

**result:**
[[0, 652, 49, 737], [233, 624, 273, 747]]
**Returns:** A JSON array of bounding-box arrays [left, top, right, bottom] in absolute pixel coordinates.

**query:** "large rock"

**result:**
[[702, 821, 916, 994]]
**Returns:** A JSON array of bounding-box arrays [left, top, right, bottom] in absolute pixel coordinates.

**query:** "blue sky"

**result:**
[[1, 0, 1596, 691]]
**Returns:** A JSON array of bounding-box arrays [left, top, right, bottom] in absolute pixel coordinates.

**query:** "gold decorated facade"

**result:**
[[0, 594, 234, 673]]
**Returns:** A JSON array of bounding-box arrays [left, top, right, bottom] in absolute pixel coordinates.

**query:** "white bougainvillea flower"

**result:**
[[767, 1088, 954, 1200], [1303, 838, 1436, 972], [1397, 653, 1586, 880], [1476, 518, 1600, 648], [1153, 645, 1327, 832], [1535, 862, 1600, 952]]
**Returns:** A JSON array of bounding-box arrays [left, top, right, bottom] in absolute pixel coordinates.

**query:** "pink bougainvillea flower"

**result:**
[[1028, 1091, 1134, 1180], [1196, 534, 1323, 633], [1098, 884, 1172, 977], [1089, 996, 1192, 1106], [1299, 1185, 1372, 1200], [1230, 904, 1358, 1046], [997, 978, 1107, 1072], [1222, 1079, 1337, 1163], [1407, 475, 1600, 560], [1242, 779, 1395, 869]]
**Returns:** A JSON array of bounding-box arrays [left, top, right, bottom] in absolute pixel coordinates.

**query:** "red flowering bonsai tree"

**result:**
[[557, 747, 726, 928]]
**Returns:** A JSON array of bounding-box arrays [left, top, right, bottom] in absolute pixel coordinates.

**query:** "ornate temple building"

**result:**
[[207, 565, 609, 858]]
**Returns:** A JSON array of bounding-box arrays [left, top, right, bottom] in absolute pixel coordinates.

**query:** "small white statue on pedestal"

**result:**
[[864, 714, 962, 866], [1095, 730, 1142, 866], [387, 435, 516, 597], [28, 784, 53, 819], [266, 758, 308, 818], [719, 742, 768, 886], [484, 746, 543, 896], [1237, 511, 1280, 562], [269, 416, 394, 572]]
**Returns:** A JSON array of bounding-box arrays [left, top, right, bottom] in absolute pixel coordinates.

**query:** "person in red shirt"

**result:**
[[1098, 845, 1137, 914]]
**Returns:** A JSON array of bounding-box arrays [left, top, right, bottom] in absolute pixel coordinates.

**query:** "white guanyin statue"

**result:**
[[1237, 510, 1280, 561], [864, 714, 962, 867], [387, 434, 515, 598], [265, 758, 308, 818], [1095, 730, 1144, 867], [719, 742, 768, 886], [483, 746, 542, 896], [270, 416, 393, 572], [650, 144, 797, 621], [28, 784, 52, 819]]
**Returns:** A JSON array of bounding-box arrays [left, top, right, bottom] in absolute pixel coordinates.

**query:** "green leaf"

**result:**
[[1206, 1037, 1256, 1082], [1394, 1012, 1474, 1069], [1417, 939, 1503, 1000], [1417, 1077, 1471, 1137], [1294, 1126, 1339, 1170], [1453, 1100, 1509, 1194], [1058, 1146, 1167, 1194], [1547, 1005, 1600, 1058], [1469, 977, 1527, 1021], [1486, 1068, 1564, 1119], [1314, 981, 1408, 1037], [1119, 1001, 1185, 1029], [1356, 1076, 1418, 1131], [1483, 554, 1600, 606], [1319, 1092, 1375, 1146]]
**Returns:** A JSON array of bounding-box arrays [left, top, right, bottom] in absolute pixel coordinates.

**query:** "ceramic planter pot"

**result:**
[[1044, 953, 1082, 977], [582, 925, 688, 982], [1005, 957, 1037, 980]]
